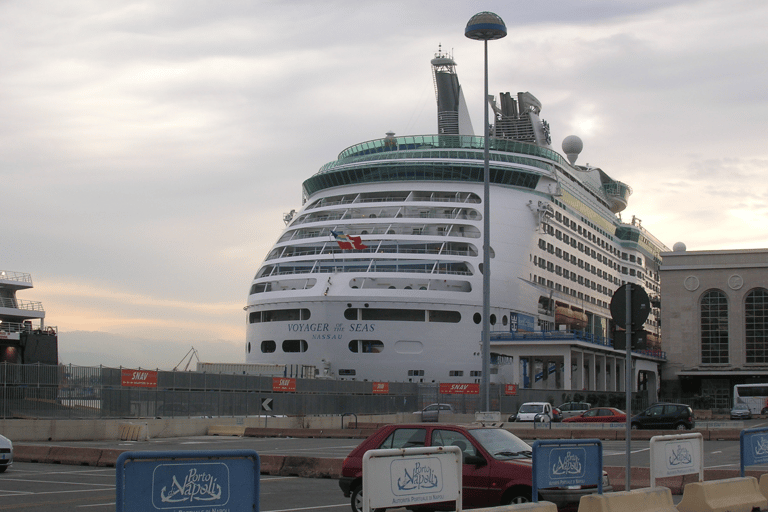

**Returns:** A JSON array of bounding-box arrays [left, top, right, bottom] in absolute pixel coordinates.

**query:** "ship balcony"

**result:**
[[0, 270, 33, 290], [601, 181, 632, 213], [0, 297, 45, 321]]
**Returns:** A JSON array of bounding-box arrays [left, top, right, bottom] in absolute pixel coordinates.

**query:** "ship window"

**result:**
[[261, 340, 276, 353], [408, 370, 425, 376], [247, 342, 251, 353], [282, 339, 308, 352], [449, 370, 464, 376], [490, 314, 497, 325], [250, 308, 311, 323], [470, 371, 482, 377], [361, 308, 425, 321], [428, 310, 461, 323], [502, 315, 508, 326], [338, 369, 356, 375], [344, 308, 358, 320], [349, 340, 384, 353], [473, 313, 481, 324]]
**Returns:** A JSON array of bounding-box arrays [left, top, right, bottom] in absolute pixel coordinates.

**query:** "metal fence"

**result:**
[[1, 362, 649, 420], [0, 363, 421, 419]]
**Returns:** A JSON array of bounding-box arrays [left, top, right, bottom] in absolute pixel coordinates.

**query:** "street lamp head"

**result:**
[[465, 12, 507, 41]]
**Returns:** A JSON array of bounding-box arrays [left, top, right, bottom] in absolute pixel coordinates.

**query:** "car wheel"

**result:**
[[0, 466, 6, 473], [675, 423, 688, 431], [351, 484, 385, 512], [502, 487, 536, 505]]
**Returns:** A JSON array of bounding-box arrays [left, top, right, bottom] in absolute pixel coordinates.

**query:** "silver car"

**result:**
[[730, 403, 752, 420], [414, 403, 455, 422], [555, 401, 592, 420], [0, 434, 12, 473]]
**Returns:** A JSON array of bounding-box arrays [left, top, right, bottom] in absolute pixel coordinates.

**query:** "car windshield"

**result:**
[[518, 404, 543, 413], [735, 404, 749, 410], [468, 428, 532, 460]]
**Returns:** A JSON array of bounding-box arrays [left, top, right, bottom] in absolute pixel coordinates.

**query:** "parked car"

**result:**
[[509, 402, 553, 422], [556, 401, 592, 420], [0, 434, 12, 473], [551, 407, 563, 422], [731, 403, 753, 420], [630, 403, 695, 430], [563, 407, 626, 423], [338, 423, 612, 512], [413, 403, 455, 422]]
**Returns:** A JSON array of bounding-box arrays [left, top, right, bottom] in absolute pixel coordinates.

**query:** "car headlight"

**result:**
[[602, 474, 610, 487]]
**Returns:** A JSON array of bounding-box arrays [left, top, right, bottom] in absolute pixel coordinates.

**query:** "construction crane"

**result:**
[[173, 346, 200, 371]]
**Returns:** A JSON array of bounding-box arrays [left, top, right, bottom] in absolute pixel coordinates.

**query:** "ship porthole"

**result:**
[[247, 342, 251, 353], [490, 314, 497, 325], [502, 315, 508, 326], [473, 313, 481, 324]]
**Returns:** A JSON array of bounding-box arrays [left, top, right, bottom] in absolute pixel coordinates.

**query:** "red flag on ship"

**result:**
[[331, 230, 368, 250]]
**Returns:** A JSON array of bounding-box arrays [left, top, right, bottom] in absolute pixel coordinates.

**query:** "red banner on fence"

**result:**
[[372, 382, 389, 394], [505, 384, 518, 396], [439, 383, 480, 395], [121, 369, 158, 388], [272, 377, 296, 392]]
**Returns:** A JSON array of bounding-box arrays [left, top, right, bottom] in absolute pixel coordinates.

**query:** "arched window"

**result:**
[[746, 288, 768, 363], [701, 289, 728, 364]]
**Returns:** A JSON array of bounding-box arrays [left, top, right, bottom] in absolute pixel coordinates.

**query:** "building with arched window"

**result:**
[[659, 245, 768, 408]]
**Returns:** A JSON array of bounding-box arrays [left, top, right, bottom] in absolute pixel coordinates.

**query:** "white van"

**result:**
[[512, 402, 553, 422]]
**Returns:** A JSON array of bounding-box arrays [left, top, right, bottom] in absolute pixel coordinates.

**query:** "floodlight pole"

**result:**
[[466, 12, 506, 413]]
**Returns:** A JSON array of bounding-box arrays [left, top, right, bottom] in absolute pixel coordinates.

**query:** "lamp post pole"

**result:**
[[466, 12, 506, 412]]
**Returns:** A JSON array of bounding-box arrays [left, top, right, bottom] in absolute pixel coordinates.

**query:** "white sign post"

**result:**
[[649, 433, 704, 488], [362, 446, 462, 512]]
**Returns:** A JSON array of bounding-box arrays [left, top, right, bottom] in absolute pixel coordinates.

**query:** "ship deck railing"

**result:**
[[0, 270, 33, 284], [0, 297, 44, 311]]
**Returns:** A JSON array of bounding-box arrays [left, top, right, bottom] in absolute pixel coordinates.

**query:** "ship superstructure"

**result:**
[[0, 270, 58, 364], [244, 49, 667, 384]]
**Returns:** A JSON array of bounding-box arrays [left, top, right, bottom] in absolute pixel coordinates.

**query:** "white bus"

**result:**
[[733, 384, 768, 414]]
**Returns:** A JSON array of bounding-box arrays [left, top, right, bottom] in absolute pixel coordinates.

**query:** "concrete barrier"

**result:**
[[97, 448, 125, 467], [677, 476, 767, 512], [14, 445, 52, 463], [259, 455, 285, 475], [279, 456, 343, 478], [47, 446, 103, 466], [578, 487, 676, 512], [470, 502, 557, 512]]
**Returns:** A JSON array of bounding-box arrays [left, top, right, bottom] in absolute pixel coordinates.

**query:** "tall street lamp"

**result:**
[[465, 12, 506, 412]]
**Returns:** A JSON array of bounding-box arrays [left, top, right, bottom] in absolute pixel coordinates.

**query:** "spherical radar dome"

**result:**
[[673, 242, 687, 252], [562, 135, 583, 165], [465, 12, 507, 41]]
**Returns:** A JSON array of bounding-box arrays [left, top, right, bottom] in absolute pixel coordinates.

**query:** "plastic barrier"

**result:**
[[470, 502, 557, 512], [577, 487, 676, 512], [118, 422, 148, 441], [759, 474, 768, 501], [676, 476, 768, 512], [207, 425, 245, 436]]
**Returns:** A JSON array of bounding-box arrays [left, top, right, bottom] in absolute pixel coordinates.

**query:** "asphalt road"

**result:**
[[5, 421, 768, 511]]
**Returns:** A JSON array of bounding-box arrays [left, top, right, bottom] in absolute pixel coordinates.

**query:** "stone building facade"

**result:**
[[659, 245, 768, 408]]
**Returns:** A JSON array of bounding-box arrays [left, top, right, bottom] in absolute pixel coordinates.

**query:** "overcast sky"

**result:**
[[2, 0, 766, 369]]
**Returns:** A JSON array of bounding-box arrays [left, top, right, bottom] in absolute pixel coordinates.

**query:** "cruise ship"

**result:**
[[244, 49, 668, 384]]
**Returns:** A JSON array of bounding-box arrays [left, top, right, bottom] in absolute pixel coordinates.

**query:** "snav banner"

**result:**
[[439, 383, 479, 395], [272, 377, 296, 392], [121, 369, 158, 388]]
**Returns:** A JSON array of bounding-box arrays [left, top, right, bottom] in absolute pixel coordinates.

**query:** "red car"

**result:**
[[562, 407, 626, 423], [338, 423, 611, 511]]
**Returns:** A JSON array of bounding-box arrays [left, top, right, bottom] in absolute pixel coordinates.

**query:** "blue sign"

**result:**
[[116, 450, 260, 512], [532, 439, 602, 502], [510, 313, 535, 332], [740, 427, 768, 476]]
